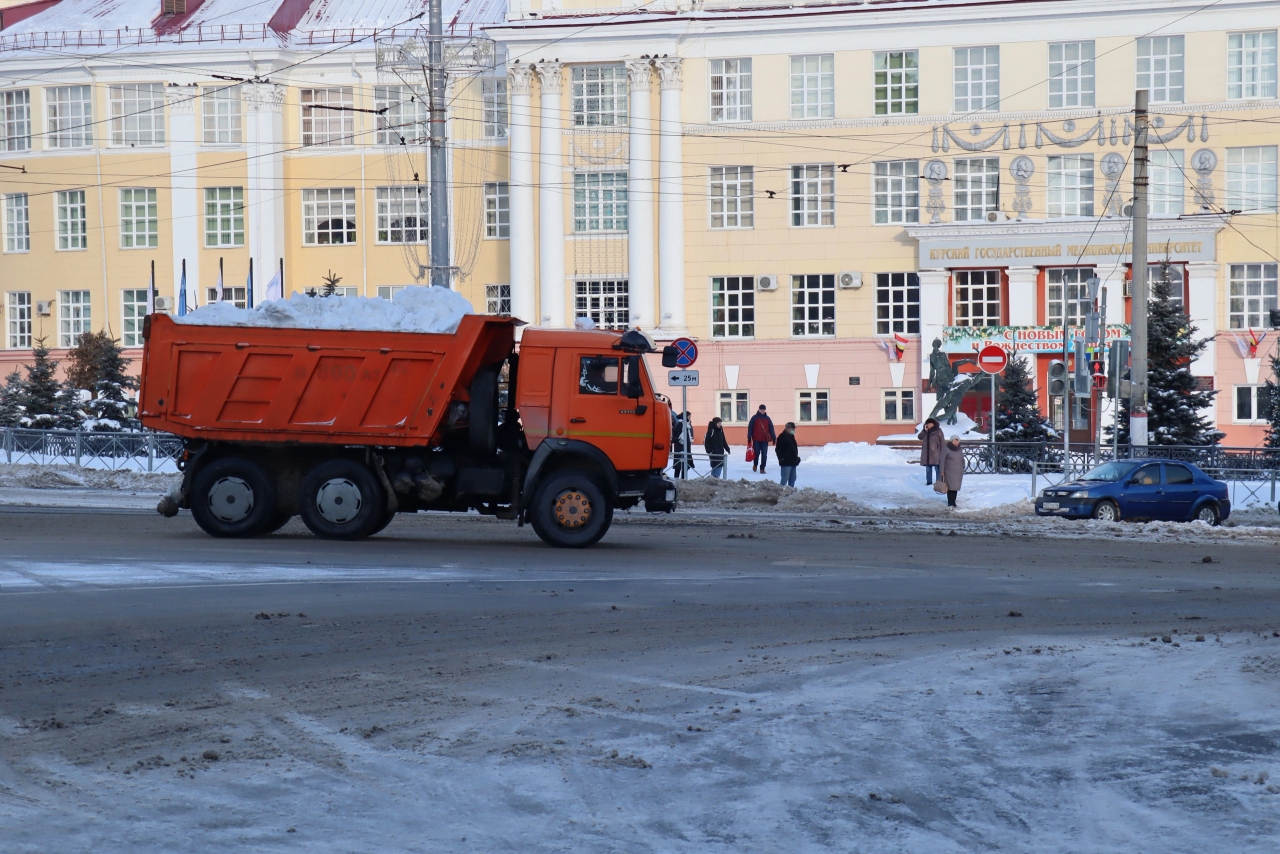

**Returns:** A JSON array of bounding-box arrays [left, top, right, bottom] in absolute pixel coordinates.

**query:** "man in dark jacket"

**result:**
[[704, 417, 730, 478], [918, 417, 944, 485], [747, 405, 776, 474], [776, 422, 800, 487]]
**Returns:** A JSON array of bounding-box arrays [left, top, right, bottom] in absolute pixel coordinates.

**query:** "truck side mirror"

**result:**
[[661, 346, 679, 368], [622, 355, 644, 398]]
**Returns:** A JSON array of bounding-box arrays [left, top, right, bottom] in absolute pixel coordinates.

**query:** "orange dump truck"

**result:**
[[139, 313, 677, 547]]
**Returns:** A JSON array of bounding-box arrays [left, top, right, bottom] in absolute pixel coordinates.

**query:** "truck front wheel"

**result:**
[[190, 457, 278, 538], [529, 469, 613, 548], [299, 459, 386, 540]]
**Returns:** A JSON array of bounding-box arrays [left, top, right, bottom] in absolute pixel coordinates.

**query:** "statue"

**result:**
[[925, 338, 980, 426]]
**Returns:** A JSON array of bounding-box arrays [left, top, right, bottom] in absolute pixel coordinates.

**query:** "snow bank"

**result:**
[[803, 441, 914, 466], [175, 287, 474, 334]]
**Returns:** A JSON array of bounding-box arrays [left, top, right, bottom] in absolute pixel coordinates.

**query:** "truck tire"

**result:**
[[299, 459, 386, 540], [189, 457, 278, 538], [470, 367, 499, 456], [529, 468, 613, 548]]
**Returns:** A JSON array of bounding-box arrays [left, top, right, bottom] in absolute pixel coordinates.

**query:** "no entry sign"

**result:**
[[978, 344, 1009, 374]]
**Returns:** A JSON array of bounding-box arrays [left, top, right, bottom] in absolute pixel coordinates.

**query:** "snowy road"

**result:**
[[2, 508, 1279, 853]]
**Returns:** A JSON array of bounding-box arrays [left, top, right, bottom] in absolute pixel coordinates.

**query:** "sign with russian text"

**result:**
[[942, 324, 1131, 354]]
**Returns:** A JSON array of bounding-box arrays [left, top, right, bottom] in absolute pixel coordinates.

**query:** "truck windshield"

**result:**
[[1080, 461, 1140, 481]]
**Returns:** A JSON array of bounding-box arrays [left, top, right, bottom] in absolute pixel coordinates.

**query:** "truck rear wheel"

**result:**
[[299, 459, 386, 540], [190, 457, 278, 538], [529, 469, 613, 548]]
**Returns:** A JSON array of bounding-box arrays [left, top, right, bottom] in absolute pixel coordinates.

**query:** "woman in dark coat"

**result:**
[[704, 417, 730, 478], [937, 436, 965, 508], [918, 418, 944, 485]]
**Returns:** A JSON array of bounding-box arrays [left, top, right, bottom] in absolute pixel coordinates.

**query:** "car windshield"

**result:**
[[1080, 461, 1140, 482]]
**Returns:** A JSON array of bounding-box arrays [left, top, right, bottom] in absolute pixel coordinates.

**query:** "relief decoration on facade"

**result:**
[[932, 115, 1210, 153], [924, 159, 947, 223]]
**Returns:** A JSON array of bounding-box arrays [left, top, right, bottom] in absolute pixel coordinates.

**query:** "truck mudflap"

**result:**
[[643, 474, 678, 513]]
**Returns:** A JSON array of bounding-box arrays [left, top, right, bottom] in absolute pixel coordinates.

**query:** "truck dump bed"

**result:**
[[138, 313, 516, 447]]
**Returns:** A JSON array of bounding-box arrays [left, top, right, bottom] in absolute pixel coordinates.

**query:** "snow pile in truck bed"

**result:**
[[174, 286, 474, 334]]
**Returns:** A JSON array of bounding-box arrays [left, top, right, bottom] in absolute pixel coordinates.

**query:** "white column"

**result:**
[[918, 269, 950, 416], [1187, 262, 1219, 377], [536, 62, 566, 327], [655, 58, 685, 336], [244, 84, 285, 302], [626, 59, 655, 330], [1006, 266, 1038, 326], [1099, 264, 1126, 326], [167, 87, 199, 307], [507, 64, 537, 325]]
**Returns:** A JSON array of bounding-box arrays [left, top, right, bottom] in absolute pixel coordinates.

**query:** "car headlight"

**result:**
[[1067, 490, 1090, 498]]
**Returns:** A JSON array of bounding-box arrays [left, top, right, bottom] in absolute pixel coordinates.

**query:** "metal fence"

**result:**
[[0, 427, 183, 472], [960, 441, 1280, 477]]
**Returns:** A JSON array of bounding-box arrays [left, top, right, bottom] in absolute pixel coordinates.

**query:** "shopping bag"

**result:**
[[745, 446, 755, 463], [933, 478, 948, 494]]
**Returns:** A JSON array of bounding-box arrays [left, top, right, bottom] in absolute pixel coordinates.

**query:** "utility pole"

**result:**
[[1129, 89, 1149, 448], [427, 0, 451, 289]]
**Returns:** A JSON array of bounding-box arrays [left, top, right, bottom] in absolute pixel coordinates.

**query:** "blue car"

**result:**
[[1034, 458, 1230, 524]]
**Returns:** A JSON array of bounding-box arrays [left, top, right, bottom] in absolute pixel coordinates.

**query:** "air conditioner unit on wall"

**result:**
[[1124, 279, 1133, 297], [985, 210, 1009, 223], [757, 274, 779, 291], [837, 271, 862, 290], [35, 301, 51, 316], [154, 296, 174, 312]]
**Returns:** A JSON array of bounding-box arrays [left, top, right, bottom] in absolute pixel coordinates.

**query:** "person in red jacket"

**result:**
[[747, 404, 776, 474]]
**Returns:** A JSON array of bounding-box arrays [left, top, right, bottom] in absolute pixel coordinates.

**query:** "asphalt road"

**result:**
[[2, 507, 1279, 852]]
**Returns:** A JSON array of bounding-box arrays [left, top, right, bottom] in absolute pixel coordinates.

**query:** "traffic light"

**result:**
[[1073, 338, 1091, 395], [1091, 357, 1106, 390], [1047, 360, 1068, 397], [1106, 340, 1131, 398], [1271, 308, 1280, 329]]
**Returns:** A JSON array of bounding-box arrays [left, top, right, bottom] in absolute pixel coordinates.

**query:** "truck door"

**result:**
[[558, 352, 655, 472]]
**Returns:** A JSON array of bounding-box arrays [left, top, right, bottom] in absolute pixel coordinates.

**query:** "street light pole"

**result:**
[[428, 0, 451, 289], [1130, 89, 1150, 448]]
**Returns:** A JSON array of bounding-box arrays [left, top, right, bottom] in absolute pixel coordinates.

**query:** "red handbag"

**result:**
[[745, 446, 755, 463]]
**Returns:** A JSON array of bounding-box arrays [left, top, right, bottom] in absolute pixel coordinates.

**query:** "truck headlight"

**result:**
[[666, 490, 676, 502]]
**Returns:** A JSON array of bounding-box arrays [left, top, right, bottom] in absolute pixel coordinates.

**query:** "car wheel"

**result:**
[[1092, 500, 1120, 522], [299, 459, 386, 540], [529, 469, 613, 548], [189, 457, 278, 538], [1194, 502, 1221, 526]]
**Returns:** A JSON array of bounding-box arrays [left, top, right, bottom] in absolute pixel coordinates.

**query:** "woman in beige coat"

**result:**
[[937, 436, 965, 508]]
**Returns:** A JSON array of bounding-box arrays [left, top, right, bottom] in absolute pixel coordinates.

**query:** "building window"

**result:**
[[485, 284, 511, 315], [4, 193, 29, 253], [1137, 36, 1184, 104], [797, 390, 829, 423], [1046, 267, 1095, 327], [119, 188, 158, 249], [954, 46, 999, 112], [204, 187, 244, 247], [876, 272, 920, 335], [56, 190, 87, 251], [47, 85, 93, 148], [790, 164, 835, 227], [301, 87, 354, 146], [6, 291, 31, 349], [883, 389, 916, 423], [1150, 150, 1184, 216], [874, 51, 918, 115], [573, 172, 628, 232], [484, 182, 509, 238], [121, 289, 149, 348], [1234, 385, 1273, 423], [302, 188, 357, 245], [2, 89, 30, 151], [574, 280, 630, 329], [790, 55, 834, 119], [1048, 41, 1095, 109], [953, 157, 999, 221], [1228, 263, 1278, 329], [710, 58, 752, 123], [482, 78, 508, 138], [1047, 154, 1094, 217], [109, 83, 165, 147], [375, 186, 427, 244], [1228, 31, 1277, 100], [718, 390, 750, 424], [791, 274, 835, 337], [58, 290, 91, 348], [873, 160, 919, 224], [953, 270, 1001, 327], [711, 276, 755, 338], [378, 285, 408, 300], [571, 65, 627, 127], [374, 85, 427, 145], [1149, 263, 1187, 311], [202, 86, 242, 144], [710, 166, 753, 228], [1227, 146, 1278, 213], [206, 286, 247, 308]]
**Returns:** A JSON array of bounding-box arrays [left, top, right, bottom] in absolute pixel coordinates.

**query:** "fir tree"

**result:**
[[1263, 346, 1280, 449], [1113, 262, 1220, 446], [66, 329, 114, 392], [86, 334, 139, 430], [21, 338, 80, 429], [0, 369, 25, 427], [995, 354, 1055, 442]]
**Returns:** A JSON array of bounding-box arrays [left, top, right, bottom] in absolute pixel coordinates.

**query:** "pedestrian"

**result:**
[[672, 411, 695, 478], [776, 422, 800, 487], [937, 436, 965, 508], [746, 404, 776, 474], [704, 417, 730, 478], [918, 417, 944, 485]]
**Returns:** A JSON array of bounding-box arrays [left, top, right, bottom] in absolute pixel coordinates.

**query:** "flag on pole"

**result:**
[[264, 266, 283, 302], [247, 258, 255, 309], [177, 260, 188, 316], [148, 259, 156, 314], [213, 265, 223, 303]]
